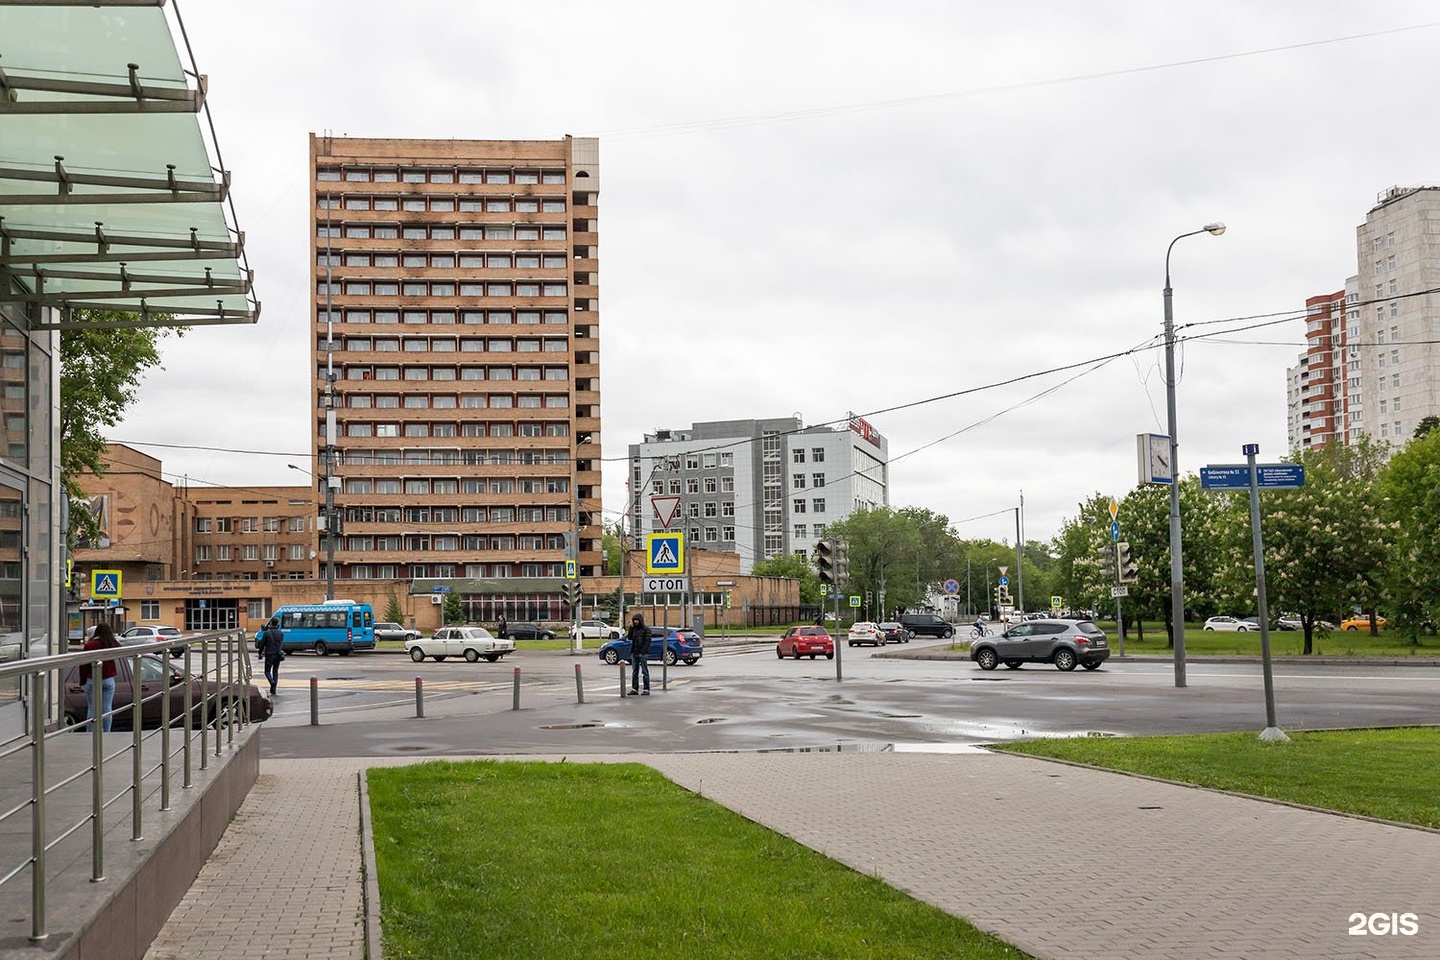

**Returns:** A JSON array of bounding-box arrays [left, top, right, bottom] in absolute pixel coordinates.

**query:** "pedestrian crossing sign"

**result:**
[[645, 532, 685, 574], [91, 569, 122, 599], [565, 559, 577, 579]]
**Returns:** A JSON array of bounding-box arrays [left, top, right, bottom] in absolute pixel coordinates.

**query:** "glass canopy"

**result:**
[[0, 0, 259, 328]]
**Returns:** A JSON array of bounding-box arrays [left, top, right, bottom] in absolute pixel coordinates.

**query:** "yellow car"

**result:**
[[1340, 615, 1386, 631]]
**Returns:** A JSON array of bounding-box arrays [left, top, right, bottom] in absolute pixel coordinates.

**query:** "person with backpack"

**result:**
[[625, 613, 651, 696], [256, 617, 285, 695]]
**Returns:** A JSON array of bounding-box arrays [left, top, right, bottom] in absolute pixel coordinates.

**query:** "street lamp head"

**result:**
[[1204, 222, 1226, 236]]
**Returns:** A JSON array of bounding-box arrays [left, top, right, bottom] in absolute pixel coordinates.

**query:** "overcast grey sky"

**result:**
[[114, 1, 1440, 547]]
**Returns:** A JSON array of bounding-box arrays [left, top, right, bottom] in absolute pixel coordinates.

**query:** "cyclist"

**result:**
[[972, 617, 986, 639]]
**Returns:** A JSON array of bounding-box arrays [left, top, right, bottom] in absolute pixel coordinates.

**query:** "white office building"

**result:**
[[1349, 185, 1440, 450], [627, 416, 890, 573]]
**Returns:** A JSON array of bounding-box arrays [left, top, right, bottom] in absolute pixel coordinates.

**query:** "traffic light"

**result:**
[[1102, 545, 1118, 582], [1118, 542, 1138, 583], [816, 539, 835, 586], [562, 581, 582, 605], [994, 586, 1005, 608], [833, 541, 850, 587]]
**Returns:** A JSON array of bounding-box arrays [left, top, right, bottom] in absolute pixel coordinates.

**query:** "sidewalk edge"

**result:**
[[358, 769, 384, 960]]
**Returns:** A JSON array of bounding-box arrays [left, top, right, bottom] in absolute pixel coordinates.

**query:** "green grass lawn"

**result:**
[[367, 761, 1029, 960], [997, 727, 1440, 828], [1100, 623, 1436, 656]]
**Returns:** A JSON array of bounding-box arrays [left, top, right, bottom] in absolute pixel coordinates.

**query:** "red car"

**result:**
[[777, 626, 835, 660]]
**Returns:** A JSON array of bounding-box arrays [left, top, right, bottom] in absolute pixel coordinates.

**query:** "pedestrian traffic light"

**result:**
[[816, 539, 835, 586], [1118, 542, 1138, 583], [833, 541, 850, 586], [1102, 546, 1118, 582]]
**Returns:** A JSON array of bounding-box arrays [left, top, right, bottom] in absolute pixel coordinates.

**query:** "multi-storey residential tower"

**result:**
[[1288, 289, 1348, 452], [308, 135, 601, 621], [1351, 186, 1440, 449], [628, 416, 889, 573]]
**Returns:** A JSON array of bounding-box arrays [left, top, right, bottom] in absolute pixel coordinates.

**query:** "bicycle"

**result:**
[[969, 626, 986, 640]]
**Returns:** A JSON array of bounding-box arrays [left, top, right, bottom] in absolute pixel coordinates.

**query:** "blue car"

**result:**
[[598, 627, 703, 666]]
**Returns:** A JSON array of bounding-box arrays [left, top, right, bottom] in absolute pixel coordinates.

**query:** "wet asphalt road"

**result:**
[[254, 638, 1440, 760]]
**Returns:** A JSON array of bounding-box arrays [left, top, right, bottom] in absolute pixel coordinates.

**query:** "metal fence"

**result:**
[[0, 629, 259, 943]]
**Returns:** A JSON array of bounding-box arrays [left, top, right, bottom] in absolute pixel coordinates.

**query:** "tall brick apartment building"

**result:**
[[308, 135, 602, 623]]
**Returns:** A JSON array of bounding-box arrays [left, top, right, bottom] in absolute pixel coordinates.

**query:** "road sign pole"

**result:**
[[1245, 444, 1287, 742]]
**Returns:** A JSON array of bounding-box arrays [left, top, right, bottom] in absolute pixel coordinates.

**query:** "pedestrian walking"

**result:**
[[78, 622, 120, 732], [496, 615, 508, 639], [256, 617, 285, 695], [626, 613, 651, 696]]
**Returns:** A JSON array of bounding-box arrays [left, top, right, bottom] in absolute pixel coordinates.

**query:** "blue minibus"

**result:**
[[261, 600, 376, 656]]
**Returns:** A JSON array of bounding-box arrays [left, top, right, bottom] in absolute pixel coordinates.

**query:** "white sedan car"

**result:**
[[1203, 616, 1257, 632], [406, 626, 515, 663], [846, 621, 884, 647], [569, 619, 622, 640]]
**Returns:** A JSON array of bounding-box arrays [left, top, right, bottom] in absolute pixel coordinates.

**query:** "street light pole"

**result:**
[[1163, 222, 1226, 688]]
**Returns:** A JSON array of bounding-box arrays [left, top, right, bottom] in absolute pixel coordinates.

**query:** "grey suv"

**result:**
[[899, 613, 955, 639], [969, 618, 1110, 671]]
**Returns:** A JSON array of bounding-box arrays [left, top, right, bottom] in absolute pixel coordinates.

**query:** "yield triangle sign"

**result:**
[[651, 495, 682, 529]]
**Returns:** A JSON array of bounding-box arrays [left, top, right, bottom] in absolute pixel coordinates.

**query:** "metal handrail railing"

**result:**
[[0, 629, 259, 942]]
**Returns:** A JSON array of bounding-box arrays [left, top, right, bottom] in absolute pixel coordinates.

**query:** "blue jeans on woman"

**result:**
[[85, 676, 116, 732]]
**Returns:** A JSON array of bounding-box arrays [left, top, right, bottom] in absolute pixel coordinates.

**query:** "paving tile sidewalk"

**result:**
[[147, 751, 1440, 960], [644, 752, 1440, 960], [143, 758, 372, 960]]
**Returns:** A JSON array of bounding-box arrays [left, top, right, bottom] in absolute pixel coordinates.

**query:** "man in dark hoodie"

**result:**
[[625, 613, 650, 696]]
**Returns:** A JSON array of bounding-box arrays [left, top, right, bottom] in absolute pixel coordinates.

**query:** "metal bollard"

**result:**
[[310, 676, 319, 726], [574, 663, 584, 704], [662, 652, 668, 691], [415, 677, 425, 718], [512, 666, 521, 710], [619, 664, 627, 698]]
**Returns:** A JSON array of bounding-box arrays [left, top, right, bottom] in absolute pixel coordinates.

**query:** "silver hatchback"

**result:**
[[969, 618, 1110, 672]]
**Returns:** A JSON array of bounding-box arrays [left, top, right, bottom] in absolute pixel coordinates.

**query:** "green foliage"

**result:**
[[1413, 415, 1440, 440], [1378, 428, 1440, 641], [368, 761, 1028, 959], [601, 521, 624, 576], [384, 590, 405, 625], [59, 312, 176, 544], [749, 552, 822, 605], [441, 591, 465, 625], [1259, 442, 1387, 652], [1000, 728, 1440, 829]]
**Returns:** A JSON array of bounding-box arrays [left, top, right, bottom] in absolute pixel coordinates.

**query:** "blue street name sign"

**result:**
[[1200, 464, 1305, 491]]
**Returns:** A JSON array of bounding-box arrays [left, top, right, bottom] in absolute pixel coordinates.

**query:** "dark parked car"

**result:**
[[63, 654, 272, 729], [899, 613, 955, 639], [598, 627, 703, 666], [505, 622, 557, 641], [877, 621, 908, 644], [970, 618, 1110, 672]]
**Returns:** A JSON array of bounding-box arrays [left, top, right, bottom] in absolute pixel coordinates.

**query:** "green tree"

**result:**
[[1260, 442, 1387, 652], [602, 521, 624, 576], [1413, 415, 1440, 440], [1378, 428, 1440, 642], [750, 552, 822, 606], [384, 590, 404, 624], [442, 591, 465, 626], [60, 312, 176, 544], [1051, 493, 1120, 618]]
